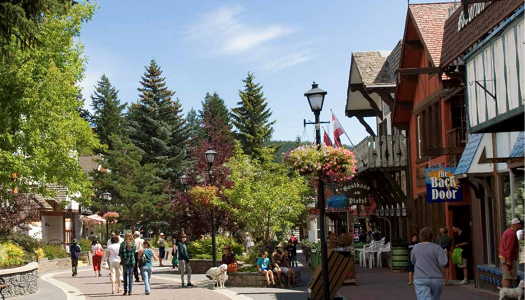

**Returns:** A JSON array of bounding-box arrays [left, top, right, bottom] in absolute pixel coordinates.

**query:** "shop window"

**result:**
[[502, 172, 525, 227]]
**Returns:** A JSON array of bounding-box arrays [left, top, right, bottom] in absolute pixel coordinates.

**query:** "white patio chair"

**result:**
[[362, 241, 378, 268], [376, 242, 391, 268]]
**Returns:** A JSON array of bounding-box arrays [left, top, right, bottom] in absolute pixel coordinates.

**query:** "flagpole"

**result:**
[[330, 109, 364, 163]]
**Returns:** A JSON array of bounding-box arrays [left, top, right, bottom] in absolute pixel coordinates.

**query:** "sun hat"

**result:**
[[160, 233, 165, 237], [511, 218, 523, 225]]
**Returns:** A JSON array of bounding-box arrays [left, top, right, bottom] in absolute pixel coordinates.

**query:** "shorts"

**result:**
[[457, 258, 467, 268], [500, 257, 518, 280], [159, 247, 165, 258], [274, 267, 289, 273]]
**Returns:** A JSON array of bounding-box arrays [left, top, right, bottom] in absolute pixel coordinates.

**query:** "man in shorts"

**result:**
[[452, 225, 470, 285], [272, 244, 295, 287], [499, 218, 523, 288]]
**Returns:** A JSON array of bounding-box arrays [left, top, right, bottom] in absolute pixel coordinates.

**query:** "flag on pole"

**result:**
[[332, 113, 344, 148], [323, 131, 333, 147]]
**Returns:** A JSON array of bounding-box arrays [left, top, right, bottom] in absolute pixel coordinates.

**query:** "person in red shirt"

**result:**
[[499, 218, 523, 288]]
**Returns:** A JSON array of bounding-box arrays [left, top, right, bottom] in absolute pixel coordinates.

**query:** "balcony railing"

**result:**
[[354, 134, 407, 172]]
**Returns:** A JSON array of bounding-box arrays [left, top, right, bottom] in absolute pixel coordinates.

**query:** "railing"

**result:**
[[354, 134, 407, 172], [446, 127, 467, 149]]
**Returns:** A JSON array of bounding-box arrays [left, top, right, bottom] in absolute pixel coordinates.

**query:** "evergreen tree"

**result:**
[[90, 74, 126, 149], [199, 92, 232, 140], [231, 73, 275, 157], [186, 108, 202, 142], [126, 59, 189, 183], [91, 135, 165, 232]]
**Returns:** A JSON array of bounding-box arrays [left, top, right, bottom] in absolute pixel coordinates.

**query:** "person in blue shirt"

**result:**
[[139, 241, 158, 295], [70, 239, 82, 277], [257, 251, 275, 287]]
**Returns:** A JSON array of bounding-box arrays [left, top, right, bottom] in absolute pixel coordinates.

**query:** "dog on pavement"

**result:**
[[206, 264, 228, 289], [498, 280, 524, 300]]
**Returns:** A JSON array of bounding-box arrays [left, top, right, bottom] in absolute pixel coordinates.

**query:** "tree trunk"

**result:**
[[131, 221, 136, 233]]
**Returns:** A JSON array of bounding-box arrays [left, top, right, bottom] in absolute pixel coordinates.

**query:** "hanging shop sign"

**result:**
[[342, 181, 370, 206], [425, 167, 463, 203], [327, 194, 348, 209]]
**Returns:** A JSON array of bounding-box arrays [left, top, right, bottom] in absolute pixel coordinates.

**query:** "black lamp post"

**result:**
[[304, 81, 330, 300], [205, 148, 217, 266], [101, 192, 111, 244]]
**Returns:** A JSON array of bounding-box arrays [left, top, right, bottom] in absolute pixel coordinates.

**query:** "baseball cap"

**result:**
[[512, 218, 523, 225], [72, 239, 77, 243]]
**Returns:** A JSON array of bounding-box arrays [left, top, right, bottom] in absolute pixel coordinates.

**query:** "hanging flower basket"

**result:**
[[189, 186, 220, 207], [282, 144, 322, 175], [103, 212, 120, 223], [284, 145, 356, 184]]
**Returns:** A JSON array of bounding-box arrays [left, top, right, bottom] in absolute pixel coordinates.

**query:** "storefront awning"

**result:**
[[509, 132, 524, 158], [82, 214, 106, 223], [455, 134, 484, 176]]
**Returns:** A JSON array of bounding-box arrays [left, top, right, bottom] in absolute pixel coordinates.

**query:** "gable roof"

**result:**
[[409, 2, 458, 66], [352, 51, 394, 86], [386, 40, 402, 77], [79, 155, 102, 175]]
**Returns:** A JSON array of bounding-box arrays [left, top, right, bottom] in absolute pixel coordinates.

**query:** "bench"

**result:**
[[227, 269, 302, 287]]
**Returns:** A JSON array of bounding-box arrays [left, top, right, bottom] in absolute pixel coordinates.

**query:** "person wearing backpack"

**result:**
[[70, 239, 82, 277], [139, 241, 158, 295]]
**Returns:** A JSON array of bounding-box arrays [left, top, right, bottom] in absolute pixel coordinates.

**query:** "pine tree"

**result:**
[[231, 72, 275, 157], [126, 59, 189, 183], [90, 74, 126, 149], [186, 108, 202, 142], [199, 92, 232, 141]]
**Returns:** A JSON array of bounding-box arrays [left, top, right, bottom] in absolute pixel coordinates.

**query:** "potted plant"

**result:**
[[391, 238, 409, 272]]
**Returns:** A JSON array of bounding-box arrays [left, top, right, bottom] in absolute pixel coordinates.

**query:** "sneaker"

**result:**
[[407, 282, 413, 285], [187, 282, 194, 287], [460, 279, 468, 285], [181, 283, 186, 288]]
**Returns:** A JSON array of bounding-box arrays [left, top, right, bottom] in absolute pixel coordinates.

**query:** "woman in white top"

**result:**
[[106, 236, 122, 294], [90, 240, 103, 277]]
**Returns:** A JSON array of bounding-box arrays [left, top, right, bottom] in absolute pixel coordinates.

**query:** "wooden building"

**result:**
[[440, 0, 524, 292]]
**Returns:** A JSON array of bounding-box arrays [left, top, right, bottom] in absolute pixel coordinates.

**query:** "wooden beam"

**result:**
[[350, 84, 383, 120], [356, 116, 376, 137], [394, 101, 413, 110], [404, 40, 424, 50], [478, 147, 525, 164], [398, 67, 442, 76], [374, 90, 395, 109]]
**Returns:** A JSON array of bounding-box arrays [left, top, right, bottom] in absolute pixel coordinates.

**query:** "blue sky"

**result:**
[[79, 0, 450, 143]]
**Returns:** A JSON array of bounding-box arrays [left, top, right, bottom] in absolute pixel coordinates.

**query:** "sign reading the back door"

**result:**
[[425, 167, 463, 203]]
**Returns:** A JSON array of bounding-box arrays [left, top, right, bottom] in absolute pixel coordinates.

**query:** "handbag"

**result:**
[[138, 250, 147, 267], [227, 260, 238, 273], [452, 248, 463, 264], [95, 246, 104, 257]]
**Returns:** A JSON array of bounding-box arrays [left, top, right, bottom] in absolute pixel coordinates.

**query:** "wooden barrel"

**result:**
[[391, 247, 409, 270]]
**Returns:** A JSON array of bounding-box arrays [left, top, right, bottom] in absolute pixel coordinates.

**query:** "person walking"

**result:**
[[171, 233, 178, 269], [157, 233, 166, 267], [119, 232, 136, 296], [133, 231, 144, 282], [435, 227, 452, 285], [90, 239, 103, 277], [178, 233, 193, 287], [139, 241, 158, 295], [410, 227, 448, 300], [107, 236, 122, 294], [408, 233, 419, 285], [70, 239, 81, 277], [452, 225, 470, 285], [289, 234, 298, 267], [499, 218, 523, 288]]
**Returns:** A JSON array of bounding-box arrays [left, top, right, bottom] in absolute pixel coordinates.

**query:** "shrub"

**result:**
[[35, 248, 45, 259], [42, 244, 68, 260], [187, 236, 242, 260], [77, 238, 92, 252], [238, 264, 258, 272], [0, 242, 25, 268]]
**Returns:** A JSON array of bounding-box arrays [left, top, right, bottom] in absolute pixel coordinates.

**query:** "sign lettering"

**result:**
[[425, 167, 463, 203]]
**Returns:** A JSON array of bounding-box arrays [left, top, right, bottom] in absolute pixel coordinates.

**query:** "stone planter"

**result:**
[[0, 262, 38, 298], [228, 269, 302, 287], [38, 258, 72, 274]]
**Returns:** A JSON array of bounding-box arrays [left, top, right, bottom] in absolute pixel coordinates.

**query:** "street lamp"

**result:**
[[205, 148, 217, 266], [101, 192, 111, 244], [304, 81, 330, 300]]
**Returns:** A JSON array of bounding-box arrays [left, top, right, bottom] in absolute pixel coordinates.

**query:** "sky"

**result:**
[[79, 0, 452, 144]]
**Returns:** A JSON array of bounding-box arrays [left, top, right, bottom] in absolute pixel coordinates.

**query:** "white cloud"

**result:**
[[186, 6, 310, 70]]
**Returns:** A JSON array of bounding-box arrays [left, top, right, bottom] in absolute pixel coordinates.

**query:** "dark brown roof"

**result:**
[[386, 40, 402, 77], [47, 184, 68, 203], [440, 0, 523, 66], [409, 2, 458, 66], [33, 194, 53, 211]]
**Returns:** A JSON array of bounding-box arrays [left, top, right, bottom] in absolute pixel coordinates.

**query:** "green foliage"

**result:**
[[224, 145, 313, 243], [91, 135, 165, 230], [42, 245, 68, 260], [264, 140, 297, 163], [186, 108, 202, 142], [0, 242, 25, 268], [126, 59, 189, 183], [0, 2, 98, 203], [246, 243, 265, 264], [90, 74, 126, 150], [77, 238, 91, 252], [231, 73, 275, 158], [187, 236, 243, 259], [199, 92, 232, 141], [238, 265, 258, 272]]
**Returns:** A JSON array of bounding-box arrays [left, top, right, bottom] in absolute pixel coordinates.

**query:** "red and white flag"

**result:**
[[323, 131, 333, 147], [332, 113, 344, 148]]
